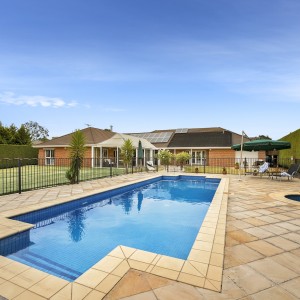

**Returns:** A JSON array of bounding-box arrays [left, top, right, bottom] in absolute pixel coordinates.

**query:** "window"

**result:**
[[103, 149, 108, 158], [192, 150, 206, 165], [45, 149, 55, 165]]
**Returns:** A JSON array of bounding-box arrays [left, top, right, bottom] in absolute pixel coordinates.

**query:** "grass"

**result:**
[[0, 165, 126, 195]]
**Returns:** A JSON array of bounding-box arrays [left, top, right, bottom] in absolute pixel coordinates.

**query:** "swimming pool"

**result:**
[[0, 175, 220, 281]]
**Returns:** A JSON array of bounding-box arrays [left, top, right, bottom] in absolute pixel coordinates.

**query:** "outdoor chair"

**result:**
[[245, 161, 269, 176], [258, 162, 269, 174], [103, 159, 111, 167], [249, 162, 269, 177], [146, 161, 156, 172], [272, 163, 300, 181]]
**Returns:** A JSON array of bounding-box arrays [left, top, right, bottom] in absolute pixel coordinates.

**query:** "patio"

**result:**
[[0, 173, 299, 299]]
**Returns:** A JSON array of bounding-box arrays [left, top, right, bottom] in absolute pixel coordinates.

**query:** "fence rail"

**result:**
[[0, 157, 298, 196]]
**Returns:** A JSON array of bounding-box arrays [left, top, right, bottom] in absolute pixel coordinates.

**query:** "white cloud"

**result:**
[[0, 92, 77, 108]]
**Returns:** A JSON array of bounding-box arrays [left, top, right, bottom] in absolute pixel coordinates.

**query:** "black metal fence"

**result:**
[[0, 157, 130, 195], [0, 157, 298, 196], [183, 157, 299, 176]]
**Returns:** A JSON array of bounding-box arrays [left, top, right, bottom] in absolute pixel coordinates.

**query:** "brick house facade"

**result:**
[[34, 127, 156, 168], [129, 127, 266, 168]]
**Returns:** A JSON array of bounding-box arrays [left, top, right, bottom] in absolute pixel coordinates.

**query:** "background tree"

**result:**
[[157, 150, 173, 171], [0, 122, 12, 144], [23, 121, 49, 141], [66, 130, 86, 184], [15, 125, 31, 145], [251, 134, 272, 140], [120, 139, 135, 174], [175, 152, 191, 170], [0, 122, 30, 145], [8, 124, 18, 144]]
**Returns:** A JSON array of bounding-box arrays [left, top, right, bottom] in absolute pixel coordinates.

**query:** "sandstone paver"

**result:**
[[0, 174, 300, 299]]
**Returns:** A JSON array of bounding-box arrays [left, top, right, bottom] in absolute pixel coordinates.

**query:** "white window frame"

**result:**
[[45, 149, 55, 166], [103, 149, 108, 158]]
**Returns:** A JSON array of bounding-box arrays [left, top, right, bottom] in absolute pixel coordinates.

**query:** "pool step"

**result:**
[[10, 251, 81, 281]]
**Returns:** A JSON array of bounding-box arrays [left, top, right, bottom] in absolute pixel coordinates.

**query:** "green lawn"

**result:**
[[0, 165, 126, 195]]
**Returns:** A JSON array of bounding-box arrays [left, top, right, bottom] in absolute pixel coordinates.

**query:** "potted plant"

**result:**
[[222, 167, 227, 175], [235, 162, 240, 169], [253, 169, 258, 176]]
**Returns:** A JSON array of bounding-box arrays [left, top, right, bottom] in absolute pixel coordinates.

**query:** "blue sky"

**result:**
[[0, 0, 299, 139]]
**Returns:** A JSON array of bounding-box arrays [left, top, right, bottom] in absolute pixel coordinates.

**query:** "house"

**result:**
[[34, 126, 267, 169], [33, 127, 157, 168], [129, 127, 265, 167]]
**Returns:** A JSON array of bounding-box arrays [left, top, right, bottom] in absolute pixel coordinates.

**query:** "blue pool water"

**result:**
[[1, 176, 219, 281]]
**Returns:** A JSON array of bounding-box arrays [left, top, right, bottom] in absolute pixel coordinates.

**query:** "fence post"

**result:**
[[204, 159, 206, 174], [110, 163, 113, 178], [18, 158, 22, 194], [132, 158, 134, 174], [76, 157, 80, 184]]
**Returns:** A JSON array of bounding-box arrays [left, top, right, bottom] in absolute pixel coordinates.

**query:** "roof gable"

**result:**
[[98, 133, 156, 149], [35, 127, 115, 147]]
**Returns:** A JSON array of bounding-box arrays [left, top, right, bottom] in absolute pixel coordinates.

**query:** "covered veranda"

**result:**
[[91, 133, 157, 168]]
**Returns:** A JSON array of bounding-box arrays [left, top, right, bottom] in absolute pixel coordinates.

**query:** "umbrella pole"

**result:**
[[239, 131, 245, 181]]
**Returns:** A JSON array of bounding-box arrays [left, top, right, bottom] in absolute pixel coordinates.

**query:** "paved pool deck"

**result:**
[[0, 173, 300, 300]]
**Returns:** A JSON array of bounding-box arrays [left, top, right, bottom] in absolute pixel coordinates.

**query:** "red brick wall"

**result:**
[[208, 149, 236, 167], [38, 147, 92, 166], [38, 149, 43, 159], [258, 151, 265, 160]]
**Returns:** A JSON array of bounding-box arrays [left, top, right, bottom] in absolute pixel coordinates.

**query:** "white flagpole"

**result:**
[[239, 131, 245, 180]]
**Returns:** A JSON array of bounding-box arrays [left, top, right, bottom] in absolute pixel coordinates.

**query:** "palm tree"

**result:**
[[121, 139, 135, 174], [66, 130, 86, 183]]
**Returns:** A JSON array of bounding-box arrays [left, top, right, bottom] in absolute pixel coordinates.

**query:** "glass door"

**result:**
[[192, 151, 206, 165]]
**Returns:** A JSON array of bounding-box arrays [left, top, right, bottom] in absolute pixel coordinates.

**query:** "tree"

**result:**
[[254, 135, 272, 140], [120, 139, 135, 174], [66, 130, 86, 184], [15, 125, 31, 145], [157, 150, 173, 171], [0, 122, 12, 144], [175, 152, 191, 170], [23, 121, 49, 141], [0, 122, 31, 145], [8, 124, 18, 144]]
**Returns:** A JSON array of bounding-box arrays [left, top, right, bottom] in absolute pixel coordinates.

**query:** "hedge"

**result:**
[[0, 145, 38, 168], [0, 144, 38, 159], [279, 129, 300, 161]]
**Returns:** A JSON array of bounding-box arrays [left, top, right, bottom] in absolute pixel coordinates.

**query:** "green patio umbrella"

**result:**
[[232, 135, 291, 180], [138, 140, 143, 168], [231, 139, 291, 151]]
